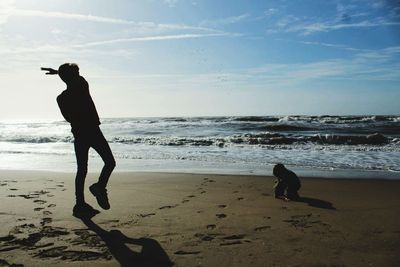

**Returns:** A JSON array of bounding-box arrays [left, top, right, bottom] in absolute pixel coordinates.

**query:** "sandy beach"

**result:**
[[0, 170, 399, 266]]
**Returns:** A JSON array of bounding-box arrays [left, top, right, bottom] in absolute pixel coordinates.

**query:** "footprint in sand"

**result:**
[[254, 226, 271, 232], [201, 178, 215, 186], [181, 200, 190, 203], [174, 250, 201, 255], [159, 204, 178, 210], [33, 190, 50, 195], [186, 195, 195, 198], [138, 213, 156, 218], [202, 236, 214, 241], [283, 214, 315, 229], [34, 199, 47, 205], [9, 188, 18, 191], [216, 214, 227, 219], [206, 224, 216, 230], [100, 219, 120, 224], [220, 241, 243, 246], [222, 234, 246, 240], [217, 204, 227, 208], [219, 235, 247, 246], [194, 233, 217, 241], [47, 204, 56, 208], [237, 197, 244, 201], [8, 194, 38, 199], [43, 211, 52, 216], [34, 245, 110, 261], [41, 217, 52, 226]]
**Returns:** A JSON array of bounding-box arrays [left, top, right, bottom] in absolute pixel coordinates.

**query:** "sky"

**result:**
[[0, 0, 400, 119]]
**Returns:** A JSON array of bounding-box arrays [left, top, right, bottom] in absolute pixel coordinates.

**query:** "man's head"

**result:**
[[58, 63, 79, 84], [273, 163, 286, 178]]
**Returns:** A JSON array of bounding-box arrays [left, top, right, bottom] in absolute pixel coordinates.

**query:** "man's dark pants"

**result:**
[[73, 126, 115, 204]]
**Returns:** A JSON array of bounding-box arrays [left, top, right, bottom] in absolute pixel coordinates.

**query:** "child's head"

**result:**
[[58, 63, 79, 84], [273, 163, 285, 178]]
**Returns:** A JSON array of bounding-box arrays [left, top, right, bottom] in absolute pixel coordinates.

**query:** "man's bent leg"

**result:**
[[91, 129, 116, 188], [89, 128, 115, 210]]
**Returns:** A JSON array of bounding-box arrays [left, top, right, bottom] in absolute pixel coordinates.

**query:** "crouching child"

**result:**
[[273, 164, 301, 201]]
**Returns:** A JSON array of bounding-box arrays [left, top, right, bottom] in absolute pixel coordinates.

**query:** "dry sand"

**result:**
[[0, 170, 399, 266]]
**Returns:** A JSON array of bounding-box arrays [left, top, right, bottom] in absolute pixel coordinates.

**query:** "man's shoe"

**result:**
[[73, 203, 100, 219], [89, 183, 110, 210]]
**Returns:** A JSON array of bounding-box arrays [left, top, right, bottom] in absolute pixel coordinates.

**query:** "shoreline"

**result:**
[[0, 168, 399, 181]]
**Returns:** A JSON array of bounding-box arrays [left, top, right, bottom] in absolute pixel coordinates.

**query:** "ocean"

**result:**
[[0, 115, 399, 179]]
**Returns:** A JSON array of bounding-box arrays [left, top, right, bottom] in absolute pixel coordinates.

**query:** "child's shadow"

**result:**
[[296, 197, 336, 210], [80, 217, 173, 267]]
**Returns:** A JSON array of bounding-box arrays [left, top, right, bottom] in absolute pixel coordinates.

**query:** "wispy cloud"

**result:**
[[73, 32, 239, 48], [1, 7, 220, 33], [200, 13, 251, 27], [267, 1, 400, 35], [277, 38, 370, 52], [264, 8, 278, 17], [291, 20, 400, 35], [254, 8, 279, 21], [95, 45, 400, 89], [272, 12, 400, 35], [369, 0, 400, 19], [13, 9, 137, 24], [245, 46, 400, 82]]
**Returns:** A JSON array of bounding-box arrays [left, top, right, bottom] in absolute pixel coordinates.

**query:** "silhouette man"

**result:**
[[42, 64, 116, 218]]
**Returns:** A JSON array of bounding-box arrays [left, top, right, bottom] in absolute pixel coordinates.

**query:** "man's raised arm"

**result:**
[[41, 67, 58, 75]]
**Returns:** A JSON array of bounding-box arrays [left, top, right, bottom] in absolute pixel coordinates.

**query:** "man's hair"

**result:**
[[58, 63, 79, 83], [273, 163, 285, 177]]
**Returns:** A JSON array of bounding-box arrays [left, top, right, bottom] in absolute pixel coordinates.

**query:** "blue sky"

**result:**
[[0, 0, 399, 119]]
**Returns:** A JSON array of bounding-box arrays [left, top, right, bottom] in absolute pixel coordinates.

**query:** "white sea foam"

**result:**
[[0, 116, 399, 178]]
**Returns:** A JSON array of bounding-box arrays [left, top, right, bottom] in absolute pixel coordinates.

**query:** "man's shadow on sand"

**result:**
[[295, 197, 336, 210], [80, 217, 173, 267]]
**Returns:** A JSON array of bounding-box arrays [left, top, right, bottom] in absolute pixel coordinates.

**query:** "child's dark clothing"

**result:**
[[274, 168, 301, 200]]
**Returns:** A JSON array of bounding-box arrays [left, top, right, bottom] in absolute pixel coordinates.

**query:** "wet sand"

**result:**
[[0, 170, 399, 266]]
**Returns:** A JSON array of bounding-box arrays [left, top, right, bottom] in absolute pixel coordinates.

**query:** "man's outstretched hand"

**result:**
[[41, 67, 58, 75]]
